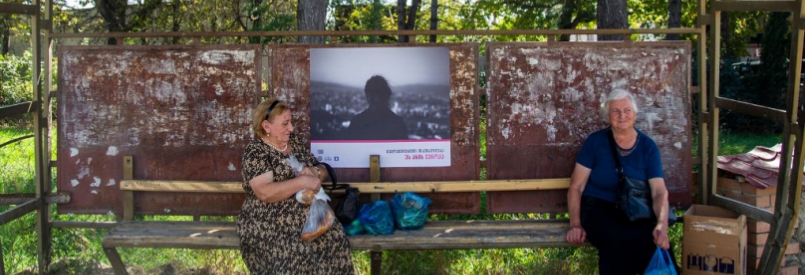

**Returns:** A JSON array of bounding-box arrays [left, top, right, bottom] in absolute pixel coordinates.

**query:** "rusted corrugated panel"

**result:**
[[57, 45, 261, 215], [486, 42, 694, 214], [268, 44, 481, 214], [717, 144, 799, 189]]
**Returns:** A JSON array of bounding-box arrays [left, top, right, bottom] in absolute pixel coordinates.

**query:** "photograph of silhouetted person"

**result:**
[[309, 47, 450, 142], [344, 76, 408, 140]]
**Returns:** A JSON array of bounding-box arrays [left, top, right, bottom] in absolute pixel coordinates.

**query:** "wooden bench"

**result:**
[[102, 157, 582, 275]]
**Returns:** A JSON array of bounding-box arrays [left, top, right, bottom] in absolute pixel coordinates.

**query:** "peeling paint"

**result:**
[[107, 179, 116, 186], [70, 179, 79, 187], [70, 148, 78, 157], [106, 146, 118, 156], [91, 177, 101, 187], [228, 162, 236, 171]]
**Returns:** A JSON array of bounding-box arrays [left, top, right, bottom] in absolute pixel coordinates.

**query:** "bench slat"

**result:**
[[120, 178, 571, 194], [102, 220, 581, 251]]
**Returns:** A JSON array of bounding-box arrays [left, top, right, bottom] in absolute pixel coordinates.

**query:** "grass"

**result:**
[[0, 125, 775, 274]]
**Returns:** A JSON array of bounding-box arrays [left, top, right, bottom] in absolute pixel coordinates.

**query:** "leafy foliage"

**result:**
[[0, 51, 33, 106]]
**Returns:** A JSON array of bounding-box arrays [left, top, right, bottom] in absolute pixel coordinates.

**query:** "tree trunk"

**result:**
[[429, 0, 438, 43], [596, 0, 627, 41], [172, 1, 180, 44], [397, 0, 407, 42], [558, 0, 576, 41], [95, 0, 128, 44], [298, 0, 327, 44], [721, 12, 732, 58], [666, 0, 681, 40], [1, 14, 9, 56]]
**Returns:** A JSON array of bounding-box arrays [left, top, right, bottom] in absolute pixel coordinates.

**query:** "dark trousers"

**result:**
[[580, 196, 679, 275]]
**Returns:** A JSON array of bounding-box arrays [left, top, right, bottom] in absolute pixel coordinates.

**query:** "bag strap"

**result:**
[[319, 162, 350, 191], [605, 128, 625, 177]]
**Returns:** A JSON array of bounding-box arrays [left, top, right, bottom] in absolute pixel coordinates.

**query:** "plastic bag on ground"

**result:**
[[644, 246, 678, 275], [390, 192, 432, 230], [357, 201, 395, 235], [300, 189, 335, 241]]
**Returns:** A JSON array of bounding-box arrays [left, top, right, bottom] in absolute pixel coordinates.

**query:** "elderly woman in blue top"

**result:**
[[565, 89, 675, 275]]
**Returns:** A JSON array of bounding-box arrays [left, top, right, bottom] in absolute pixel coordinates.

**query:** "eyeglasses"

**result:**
[[265, 100, 280, 121]]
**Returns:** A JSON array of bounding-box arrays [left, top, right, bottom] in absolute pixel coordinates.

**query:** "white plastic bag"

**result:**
[[300, 188, 335, 241]]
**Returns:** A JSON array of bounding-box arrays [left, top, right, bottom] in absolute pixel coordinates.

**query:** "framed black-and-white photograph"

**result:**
[[310, 46, 451, 168]]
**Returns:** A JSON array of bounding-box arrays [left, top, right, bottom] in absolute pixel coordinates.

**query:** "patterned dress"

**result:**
[[237, 133, 354, 275]]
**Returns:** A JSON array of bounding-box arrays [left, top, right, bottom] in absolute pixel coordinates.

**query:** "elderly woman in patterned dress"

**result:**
[[237, 98, 354, 274]]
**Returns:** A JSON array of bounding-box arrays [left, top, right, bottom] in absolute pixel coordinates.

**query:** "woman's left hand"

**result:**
[[653, 224, 670, 249]]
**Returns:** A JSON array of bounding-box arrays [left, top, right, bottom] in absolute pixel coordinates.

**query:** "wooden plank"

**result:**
[[712, 0, 796, 11], [0, 101, 38, 120], [103, 247, 129, 275], [0, 199, 39, 226], [714, 96, 786, 123], [52, 221, 117, 229], [103, 220, 582, 250], [0, 3, 37, 15], [119, 178, 571, 193]]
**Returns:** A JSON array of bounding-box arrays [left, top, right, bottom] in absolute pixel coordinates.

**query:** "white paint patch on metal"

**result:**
[[106, 146, 118, 156]]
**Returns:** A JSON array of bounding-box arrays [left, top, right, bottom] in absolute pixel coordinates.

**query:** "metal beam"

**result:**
[[758, 2, 805, 273], [709, 194, 774, 223], [0, 101, 39, 120], [0, 193, 70, 205], [0, 135, 33, 149], [50, 28, 703, 39], [0, 3, 37, 15], [712, 0, 796, 11], [714, 96, 787, 123], [0, 199, 39, 226]]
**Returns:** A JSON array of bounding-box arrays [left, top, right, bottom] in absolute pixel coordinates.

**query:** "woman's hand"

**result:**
[[653, 223, 670, 249], [566, 226, 586, 244], [299, 167, 316, 178], [297, 173, 321, 191]]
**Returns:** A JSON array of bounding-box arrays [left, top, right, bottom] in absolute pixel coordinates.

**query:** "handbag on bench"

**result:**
[[320, 162, 361, 225]]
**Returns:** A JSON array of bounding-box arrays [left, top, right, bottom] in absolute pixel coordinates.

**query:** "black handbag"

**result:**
[[319, 162, 361, 225], [606, 129, 675, 223]]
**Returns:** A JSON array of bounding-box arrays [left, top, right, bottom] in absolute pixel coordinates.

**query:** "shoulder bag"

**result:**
[[606, 129, 675, 224]]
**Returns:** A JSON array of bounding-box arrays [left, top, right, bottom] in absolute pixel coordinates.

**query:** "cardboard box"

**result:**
[[682, 204, 748, 275]]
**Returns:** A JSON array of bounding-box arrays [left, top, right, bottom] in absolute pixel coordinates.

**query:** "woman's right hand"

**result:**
[[566, 226, 586, 244], [297, 174, 322, 191]]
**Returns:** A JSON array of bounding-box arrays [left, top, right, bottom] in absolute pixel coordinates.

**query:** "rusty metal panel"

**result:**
[[57, 45, 261, 215], [486, 42, 693, 214], [268, 44, 481, 214]]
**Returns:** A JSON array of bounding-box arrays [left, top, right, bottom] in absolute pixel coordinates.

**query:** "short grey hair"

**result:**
[[600, 89, 639, 123]]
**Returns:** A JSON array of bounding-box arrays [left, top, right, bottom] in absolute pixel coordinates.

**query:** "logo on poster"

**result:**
[[334, 156, 339, 161]]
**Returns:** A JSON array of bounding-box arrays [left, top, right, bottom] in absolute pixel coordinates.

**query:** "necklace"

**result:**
[[263, 137, 288, 152], [617, 135, 639, 156]]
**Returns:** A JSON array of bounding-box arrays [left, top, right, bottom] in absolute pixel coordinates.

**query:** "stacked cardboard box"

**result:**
[[682, 204, 747, 275], [717, 177, 800, 275]]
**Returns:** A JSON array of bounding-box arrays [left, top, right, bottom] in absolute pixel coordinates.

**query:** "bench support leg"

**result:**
[[370, 251, 382, 275], [104, 247, 129, 275]]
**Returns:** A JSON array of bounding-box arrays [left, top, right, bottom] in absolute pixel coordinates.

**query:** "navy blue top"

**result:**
[[576, 128, 664, 202]]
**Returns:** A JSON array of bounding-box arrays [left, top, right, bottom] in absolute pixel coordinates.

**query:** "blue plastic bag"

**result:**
[[390, 192, 432, 230], [644, 246, 678, 275], [357, 201, 395, 235]]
